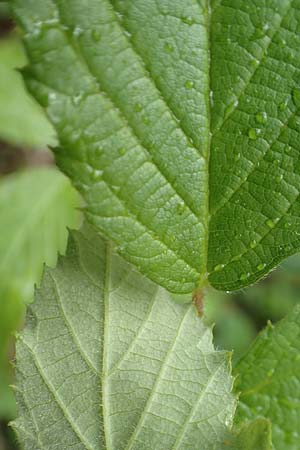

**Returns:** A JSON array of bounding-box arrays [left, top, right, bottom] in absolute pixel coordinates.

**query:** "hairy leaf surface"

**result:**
[[12, 225, 236, 450], [235, 305, 300, 450], [12, 0, 300, 293]]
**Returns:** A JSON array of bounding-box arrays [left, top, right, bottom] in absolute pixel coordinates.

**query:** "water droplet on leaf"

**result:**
[[248, 128, 258, 140], [225, 100, 238, 117], [257, 263, 266, 271], [292, 88, 300, 107], [240, 273, 249, 281], [255, 111, 267, 124], [185, 80, 194, 89], [266, 219, 276, 228], [176, 202, 185, 215], [279, 101, 287, 111], [73, 26, 83, 38], [181, 16, 195, 25], [214, 264, 224, 272]]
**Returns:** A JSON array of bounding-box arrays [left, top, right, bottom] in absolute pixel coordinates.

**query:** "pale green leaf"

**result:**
[[0, 35, 56, 148], [235, 305, 300, 450], [12, 0, 300, 293], [12, 225, 236, 450], [0, 167, 80, 304]]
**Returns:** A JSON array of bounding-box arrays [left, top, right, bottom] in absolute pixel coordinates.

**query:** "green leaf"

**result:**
[[235, 305, 300, 450], [0, 167, 80, 420], [0, 167, 80, 304], [0, 34, 56, 148], [12, 0, 300, 293], [221, 419, 272, 450], [12, 225, 236, 450]]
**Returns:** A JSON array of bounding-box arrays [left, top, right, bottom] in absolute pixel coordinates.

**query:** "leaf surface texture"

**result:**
[[13, 226, 236, 449], [11, 0, 300, 293]]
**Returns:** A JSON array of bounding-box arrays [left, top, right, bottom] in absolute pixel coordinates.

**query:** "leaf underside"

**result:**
[[12, 225, 236, 450], [12, 0, 300, 293], [235, 305, 300, 450]]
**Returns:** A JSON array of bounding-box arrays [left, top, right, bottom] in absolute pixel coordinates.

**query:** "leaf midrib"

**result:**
[[50, 0, 211, 285]]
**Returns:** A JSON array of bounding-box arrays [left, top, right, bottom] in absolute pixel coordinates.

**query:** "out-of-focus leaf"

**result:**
[[204, 290, 257, 362], [0, 167, 80, 304], [0, 35, 56, 148], [0, 167, 80, 421], [221, 418, 272, 450], [235, 305, 300, 450]]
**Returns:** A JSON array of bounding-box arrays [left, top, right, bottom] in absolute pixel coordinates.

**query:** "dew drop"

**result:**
[[255, 111, 267, 124], [92, 169, 103, 181], [225, 100, 238, 117], [164, 42, 174, 53], [266, 219, 276, 228], [285, 145, 292, 154], [209, 90, 214, 107], [292, 88, 300, 108], [111, 185, 120, 194], [181, 16, 195, 25], [73, 26, 83, 38], [248, 128, 258, 140], [185, 80, 194, 89], [214, 264, 224, 272], [257, 263, 266, 271], [48, 92, 57, 103], [278, 38, 286, 48], [91, 29, 101, 41], [176, 202, 185, 215], [276, 174, 283, 183], [234, 153, 241, 162], [267, 368, 274, 377], [250, 28, 265, 40], [240, 273, 249, 281], [250, 240, 257, 249], [250, 58, 259, 68], [279, 101, 287, 112]]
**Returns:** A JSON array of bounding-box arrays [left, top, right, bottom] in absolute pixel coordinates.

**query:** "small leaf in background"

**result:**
[[12, 225, 236, 450], [0, 34, 56, 148], [204, 290, 257, 364], [235, 305, 300, 450], [0, 167, 80, 423]]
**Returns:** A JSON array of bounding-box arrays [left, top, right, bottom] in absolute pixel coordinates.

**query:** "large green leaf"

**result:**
[[12, 0, 300, 293], [12, 225, 237, 450], [235, 305, 300, 450]]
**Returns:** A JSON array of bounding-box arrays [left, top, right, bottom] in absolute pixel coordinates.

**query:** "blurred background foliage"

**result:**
[[1, 3, 300, 449]]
